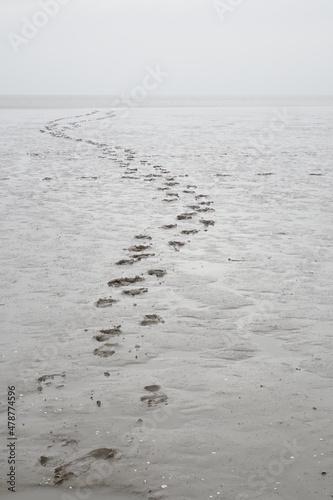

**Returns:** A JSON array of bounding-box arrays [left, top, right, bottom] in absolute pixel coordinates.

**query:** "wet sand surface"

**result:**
[[0, 107, 333, 499]]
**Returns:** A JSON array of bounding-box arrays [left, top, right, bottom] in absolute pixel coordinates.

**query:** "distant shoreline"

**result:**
[[1, 95, 333, 109]]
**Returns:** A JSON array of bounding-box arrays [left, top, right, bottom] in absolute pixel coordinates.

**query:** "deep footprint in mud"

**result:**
[[141, 314, 164, 326], [54, 448, 118, 484], [162, 224, 177, 229]]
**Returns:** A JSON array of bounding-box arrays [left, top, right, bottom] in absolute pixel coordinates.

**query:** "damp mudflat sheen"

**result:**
[[0, 99, 332, 500]]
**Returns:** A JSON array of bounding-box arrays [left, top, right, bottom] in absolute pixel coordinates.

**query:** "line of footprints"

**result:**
[[42, 111, 216, 409]]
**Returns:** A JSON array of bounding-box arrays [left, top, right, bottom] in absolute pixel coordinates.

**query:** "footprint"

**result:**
[[122, 288, 148, 296], [133, 253, 155, 261], [196, 207, 215, 212], [37, 373, 66, 392], [108, 276, 144, 287], [135, 234, 152, 240], [195, 194, 208, 199], [141, 314, 164, 326], [116, 258, 135, 266], [94, 344, 118, 357], [95, 298, 118, 308], [54, 448, 118, 484], [200, 219, 215, 227], [169, 241, 185, 249], [129, 245, 152, 252], [140, 385, 168, 407], [162, 224, 177, 229], [148, 269, 167, 278], [177, 213, 196, 220], [166, 192, 179, 197], [144, 384, 160, 392], [181, 229, 199, 235], [94, 325, 121, 342]]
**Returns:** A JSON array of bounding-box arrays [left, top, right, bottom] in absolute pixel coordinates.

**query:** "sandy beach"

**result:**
[[0, 105, 333, 499]]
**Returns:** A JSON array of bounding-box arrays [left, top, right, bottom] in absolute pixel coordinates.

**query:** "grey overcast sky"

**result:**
[[1, 0, 332, 95]]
